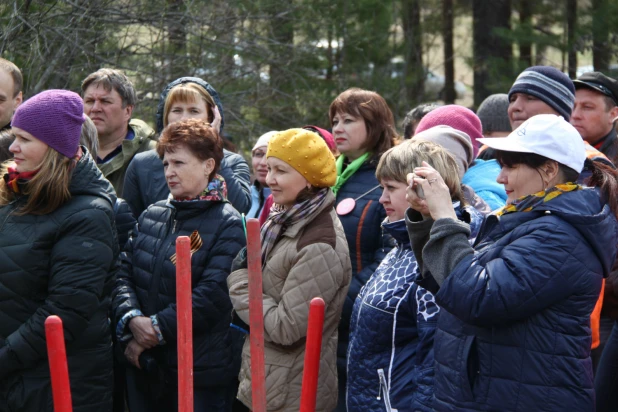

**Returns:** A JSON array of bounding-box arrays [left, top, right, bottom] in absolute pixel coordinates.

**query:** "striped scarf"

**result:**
[[260, 187, 330, 265], [496, 183, 582, 216], [3, 167, 38, 194]]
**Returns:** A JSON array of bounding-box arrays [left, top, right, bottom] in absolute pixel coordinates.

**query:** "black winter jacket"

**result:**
[[114, 198, 136, 251], [112, 196, 245, 387], [0, 151, 117, 412]]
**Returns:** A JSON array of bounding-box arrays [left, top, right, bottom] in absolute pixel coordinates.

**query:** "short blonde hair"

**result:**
[[163, 83, 216, 128], [376, 140, 463, 201]]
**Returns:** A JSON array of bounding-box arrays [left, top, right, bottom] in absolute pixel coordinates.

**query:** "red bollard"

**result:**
[[176, 236, 193, 412], [45, 315, 73, 412], [246, 218, 267, 412], [300, 298, 326, 412]]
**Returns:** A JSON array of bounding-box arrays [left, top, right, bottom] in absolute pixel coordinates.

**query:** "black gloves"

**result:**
[[231, 247, 248, 272]]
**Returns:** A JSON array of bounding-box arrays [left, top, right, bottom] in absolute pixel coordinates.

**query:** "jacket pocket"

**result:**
[[239, 342, 296, 411], [460, 335, 479, 401], [377, 368, 396, 412], [263, 360, 292, 410]]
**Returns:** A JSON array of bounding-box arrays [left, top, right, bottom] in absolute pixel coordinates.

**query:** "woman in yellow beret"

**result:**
[[228, 128, 352, 411]]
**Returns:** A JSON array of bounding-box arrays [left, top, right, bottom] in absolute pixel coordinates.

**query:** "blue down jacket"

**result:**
[[111, 195, 245, 388], [335, 159, 395, 374], [431, 188, 617, 411], [347, 204, 484, 412]]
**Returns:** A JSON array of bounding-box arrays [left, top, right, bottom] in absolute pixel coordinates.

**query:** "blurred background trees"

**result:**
[[1, 0, 616, 152]]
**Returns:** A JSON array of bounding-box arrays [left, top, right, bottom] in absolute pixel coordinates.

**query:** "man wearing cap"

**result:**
[[81, 68, 157, 197], [572, 72, 618, 164]]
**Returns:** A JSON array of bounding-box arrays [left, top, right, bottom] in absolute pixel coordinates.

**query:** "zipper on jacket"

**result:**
[[377, 368, 395, 411], [145, 207, 177, 314], [172, 218, 178, 234]]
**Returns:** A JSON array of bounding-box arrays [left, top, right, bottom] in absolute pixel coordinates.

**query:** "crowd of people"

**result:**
[[0, 55, 618, 412]]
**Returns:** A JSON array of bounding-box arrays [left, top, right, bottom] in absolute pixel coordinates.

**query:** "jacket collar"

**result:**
[[97, 119, 155, 176], [382, 218, 409, 247], [283, 190, 336, 238], [597, 126, 618, 154]]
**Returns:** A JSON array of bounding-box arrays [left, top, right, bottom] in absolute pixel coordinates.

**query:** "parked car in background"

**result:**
[[389, 56, 467, 100], [576, 64, 618, 79]]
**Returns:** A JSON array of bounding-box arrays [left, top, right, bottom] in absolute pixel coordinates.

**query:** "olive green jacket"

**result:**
[[98, 118, 157, 197]]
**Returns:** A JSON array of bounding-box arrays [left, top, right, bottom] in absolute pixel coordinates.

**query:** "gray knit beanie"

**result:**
[[414, 125, 474, 179], [476, 94, 512, 134]]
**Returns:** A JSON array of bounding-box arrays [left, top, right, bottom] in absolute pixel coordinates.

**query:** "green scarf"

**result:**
[[333, 152, 372, 196]]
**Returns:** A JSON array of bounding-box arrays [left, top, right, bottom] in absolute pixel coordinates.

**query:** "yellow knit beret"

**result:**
[[266, 128, 337, 188]]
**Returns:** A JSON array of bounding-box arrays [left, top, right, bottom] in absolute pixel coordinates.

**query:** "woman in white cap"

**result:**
[[247, 131, 277, 220], [405, 114, 618, 411]]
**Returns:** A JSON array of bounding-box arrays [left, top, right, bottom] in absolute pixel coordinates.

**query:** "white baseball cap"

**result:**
[[477, 114, 585, 173]]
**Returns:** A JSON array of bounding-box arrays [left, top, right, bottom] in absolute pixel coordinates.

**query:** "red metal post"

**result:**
[[45, 315, 73, 412], [176, 236, 193, 412], [246, 218, 267, 412], [300, 298, 326, 412]]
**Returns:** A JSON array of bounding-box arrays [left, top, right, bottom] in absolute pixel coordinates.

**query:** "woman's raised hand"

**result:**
[[409, 161, 457, 221], [212, 105, 222, 134]]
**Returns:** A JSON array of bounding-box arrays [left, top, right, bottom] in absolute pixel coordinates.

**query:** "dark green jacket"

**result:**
[[98, 118, 157, 197], [0, 150, 118, 412]]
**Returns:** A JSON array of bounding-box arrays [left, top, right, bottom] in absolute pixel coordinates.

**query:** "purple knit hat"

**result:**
[[414, 104, 483, 157], [12, 89, 85, 158]]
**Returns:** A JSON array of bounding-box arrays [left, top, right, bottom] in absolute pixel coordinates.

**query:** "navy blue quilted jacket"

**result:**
[[426, 188, 617, 411], [335, 159, 395, 372], [347, 205, 484, 412], [111, 195, 245, 388]]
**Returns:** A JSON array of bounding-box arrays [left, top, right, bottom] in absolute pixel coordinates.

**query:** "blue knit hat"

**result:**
[[508, 66, 575, 120]]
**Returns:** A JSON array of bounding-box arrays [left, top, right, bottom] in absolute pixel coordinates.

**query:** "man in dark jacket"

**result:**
[[82, 68, 157, 197], [123, 77, 251, 217], [572, 71, 618, 164]]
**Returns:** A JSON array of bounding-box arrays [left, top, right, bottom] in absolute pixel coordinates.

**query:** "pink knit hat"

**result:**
[[414, 105, 482, 157], [303, 125, 336, 153], [12, 89, 85, 158]]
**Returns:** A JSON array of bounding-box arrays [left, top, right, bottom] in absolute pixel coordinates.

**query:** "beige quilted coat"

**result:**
[[228, 194, 352, 411]]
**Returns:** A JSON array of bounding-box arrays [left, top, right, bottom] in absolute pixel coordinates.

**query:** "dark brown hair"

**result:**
[[329, 88, 399, 158], [588, 161, 618, 218], [156, 118, 223, 181], [81, 68, 137, 108]]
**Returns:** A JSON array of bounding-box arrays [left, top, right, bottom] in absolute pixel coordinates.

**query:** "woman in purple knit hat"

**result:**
[[0, 90, 117, 412]]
